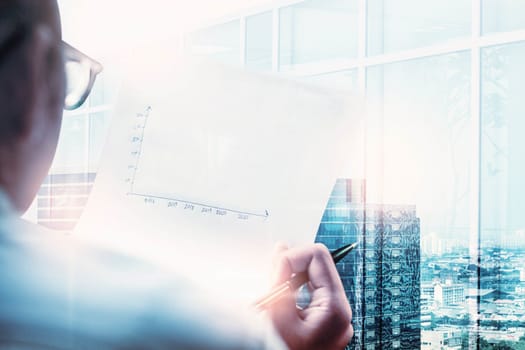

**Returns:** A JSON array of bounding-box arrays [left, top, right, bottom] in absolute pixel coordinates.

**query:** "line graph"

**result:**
[[124, 105, 270, 221]]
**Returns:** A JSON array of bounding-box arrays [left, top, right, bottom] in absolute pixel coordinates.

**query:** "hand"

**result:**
[[268, 243, 353, 350]]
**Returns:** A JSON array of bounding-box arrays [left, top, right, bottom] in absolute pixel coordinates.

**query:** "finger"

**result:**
[[280, 243, 344, 294], [270, 242, 290, 285], [271, 241, 289, 272], [271, 244, 294, 285], [273, 241, 289, 255], [285, 244, 352, 328]]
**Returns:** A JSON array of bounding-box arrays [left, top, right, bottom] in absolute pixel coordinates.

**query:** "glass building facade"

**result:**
[[316, 179, 421, 349]]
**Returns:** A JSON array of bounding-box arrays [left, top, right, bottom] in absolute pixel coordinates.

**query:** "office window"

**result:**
[[279, 0, 358, 72], [481, 42, 525, 329], [367, 0, 471, 55], [188, 20, 241, 66], [366, 53, 471, 234], [246, 12, 273, 71], [482, 0, 525, 34]]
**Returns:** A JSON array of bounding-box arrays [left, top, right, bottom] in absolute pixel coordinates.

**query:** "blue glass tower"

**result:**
[[315, 179, 421, 349]]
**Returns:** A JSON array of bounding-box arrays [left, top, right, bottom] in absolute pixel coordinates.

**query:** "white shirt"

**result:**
[[0, 189, 287, 349]]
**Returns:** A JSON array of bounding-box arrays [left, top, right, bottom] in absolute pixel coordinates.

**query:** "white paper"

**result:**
[[75, 58, 359, 302]]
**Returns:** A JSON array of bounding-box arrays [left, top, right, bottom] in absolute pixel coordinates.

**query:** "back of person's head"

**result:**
[[0, 0, 65, 212], [0, 0, 62, 143]]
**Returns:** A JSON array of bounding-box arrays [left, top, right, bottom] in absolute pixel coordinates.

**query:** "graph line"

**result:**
[[127, 192, 269, 218]]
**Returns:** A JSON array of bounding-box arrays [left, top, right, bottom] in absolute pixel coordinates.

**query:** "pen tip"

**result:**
[[331, 242, 359, 263]]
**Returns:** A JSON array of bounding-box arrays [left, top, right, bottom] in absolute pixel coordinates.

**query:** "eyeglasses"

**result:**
[[63, 41, 103, 110]]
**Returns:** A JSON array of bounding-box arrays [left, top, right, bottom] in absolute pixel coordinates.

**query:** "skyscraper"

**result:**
[[315, 179, 421, 349]]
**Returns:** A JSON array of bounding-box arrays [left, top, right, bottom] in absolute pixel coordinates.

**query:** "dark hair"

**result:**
[[0, 1, 36, 59], [0, 0, 52, 142]]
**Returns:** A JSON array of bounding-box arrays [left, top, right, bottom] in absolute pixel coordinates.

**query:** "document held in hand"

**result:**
[[75, 57, 361, 302]]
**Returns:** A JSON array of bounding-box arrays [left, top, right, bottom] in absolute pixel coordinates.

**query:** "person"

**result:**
[[0, 0, 353, 349]]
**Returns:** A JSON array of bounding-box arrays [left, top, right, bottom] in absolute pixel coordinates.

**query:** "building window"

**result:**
[[366, 303, 376, 312]]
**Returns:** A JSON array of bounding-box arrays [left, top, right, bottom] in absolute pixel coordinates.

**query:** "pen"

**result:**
[[254, 242, 358, 312]]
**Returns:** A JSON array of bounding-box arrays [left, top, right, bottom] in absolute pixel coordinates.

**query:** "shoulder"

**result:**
[[0, 215, 287, 349]]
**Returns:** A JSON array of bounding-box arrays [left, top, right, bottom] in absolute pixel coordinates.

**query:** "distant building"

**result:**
[[465, 289, 514, 302], [435, 283, 465, 306], [422, 283, 435, 300], [421, 232, 442, 256], [421, 296, 432, 329], [421, 328, 462, 350], [315, 179, 421, 350]]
